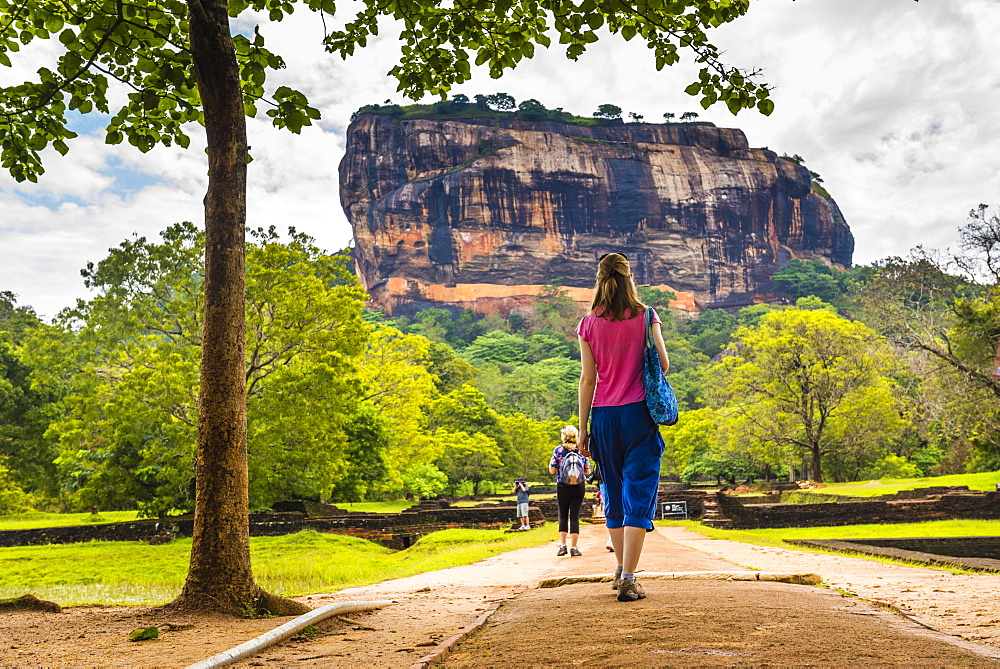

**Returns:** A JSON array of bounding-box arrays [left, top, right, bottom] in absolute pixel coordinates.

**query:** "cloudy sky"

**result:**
[[2, 0, 998, 319]]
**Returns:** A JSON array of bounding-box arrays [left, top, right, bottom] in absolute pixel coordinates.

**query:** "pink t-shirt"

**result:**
[[577, 308, 661, 407]]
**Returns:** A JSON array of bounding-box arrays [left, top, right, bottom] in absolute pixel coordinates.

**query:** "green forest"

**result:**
[[1, 207, 998, 518]]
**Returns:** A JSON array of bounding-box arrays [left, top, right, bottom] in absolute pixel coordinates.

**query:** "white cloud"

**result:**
[[3, 0, 1000, 318]]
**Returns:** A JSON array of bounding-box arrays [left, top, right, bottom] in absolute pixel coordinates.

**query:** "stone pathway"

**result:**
[[661, 525, 1000, 648], [441, 526, 1000, 667]]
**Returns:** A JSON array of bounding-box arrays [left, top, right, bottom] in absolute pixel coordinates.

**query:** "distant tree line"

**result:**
[[352, 94, 713, 128], [0, 208, 997, 512]]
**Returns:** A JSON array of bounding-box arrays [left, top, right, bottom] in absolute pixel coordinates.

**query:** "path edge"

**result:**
[[538, 571, 822, 588], [409, 594, 516, 669]]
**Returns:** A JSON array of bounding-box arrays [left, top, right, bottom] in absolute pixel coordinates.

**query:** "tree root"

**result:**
[[0, 594, 61, 614], [164, 588, 310, 617], [255, 590, 310, 617]]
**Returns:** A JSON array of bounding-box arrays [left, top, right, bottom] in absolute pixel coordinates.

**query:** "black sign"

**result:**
[[661, 501, 688, 519]]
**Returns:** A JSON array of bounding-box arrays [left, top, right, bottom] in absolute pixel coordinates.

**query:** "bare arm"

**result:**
[[652, 321, 670, 374], [578, 336, 597, 457]]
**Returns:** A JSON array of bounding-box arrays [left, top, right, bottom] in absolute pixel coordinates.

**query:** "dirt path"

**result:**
[[443, 526, 1000, 668], [1, 524, 999, 667], [659, 525, 1000, 648]]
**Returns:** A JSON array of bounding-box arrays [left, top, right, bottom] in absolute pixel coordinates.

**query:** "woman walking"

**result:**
[[577, 252, 669, 602], [549, 425, 590, 556]]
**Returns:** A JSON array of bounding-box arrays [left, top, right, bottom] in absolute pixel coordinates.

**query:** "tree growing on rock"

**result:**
[[594, 104, 624, 119], [486, 92, 517, 111], [0, 0, 774, 614]]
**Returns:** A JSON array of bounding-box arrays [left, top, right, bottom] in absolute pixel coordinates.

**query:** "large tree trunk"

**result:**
[[810, 443, 823, 482], [173, 0, 306, 616]]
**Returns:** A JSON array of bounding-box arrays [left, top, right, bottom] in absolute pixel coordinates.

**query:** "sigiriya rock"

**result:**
[[340, 112, 854, 315]]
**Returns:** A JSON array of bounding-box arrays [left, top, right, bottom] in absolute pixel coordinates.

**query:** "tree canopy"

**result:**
[[710, 309, 907, 482], [25, 223, 374, 515], [1, 0, 772, 614]]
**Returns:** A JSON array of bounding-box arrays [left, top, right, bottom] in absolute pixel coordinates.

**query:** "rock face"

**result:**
[[340, 114, 853, 315]]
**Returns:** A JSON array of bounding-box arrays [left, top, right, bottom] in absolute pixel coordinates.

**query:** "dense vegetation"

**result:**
[[351, 92, 713, 128], [0, 207, 997, 515]]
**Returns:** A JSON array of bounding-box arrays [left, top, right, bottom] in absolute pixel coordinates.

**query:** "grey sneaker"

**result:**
[[569, 547, 582, 557], [616, 578, 646, 602], [556, 545, 568, 556], [612, 574, 621, 591]]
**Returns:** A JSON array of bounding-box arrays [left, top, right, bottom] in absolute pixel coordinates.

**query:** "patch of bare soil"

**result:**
[[0, 606, 288, 667], [0, 533, 568, 668], [2, 524, 999, 667]]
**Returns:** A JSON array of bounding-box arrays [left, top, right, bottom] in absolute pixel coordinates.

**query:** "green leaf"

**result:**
[[27, 134, 47, 151], [53, 140, 69, 156], [129, 627, 159, 642], [757, 98, 775, 116], [684, 82, 701, 96]]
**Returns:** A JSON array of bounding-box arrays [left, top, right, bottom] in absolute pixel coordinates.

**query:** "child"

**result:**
[[512, 477, 531, 530]]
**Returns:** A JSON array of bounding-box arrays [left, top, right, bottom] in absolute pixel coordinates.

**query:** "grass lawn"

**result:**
[[334, 500, 414, 514], [0, 525, 556, 607], [0, 511, 142, 531], [806, 471, 1000, 497]]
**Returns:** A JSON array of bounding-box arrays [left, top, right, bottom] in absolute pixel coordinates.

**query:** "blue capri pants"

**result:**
[[589, 400, 664, 530]]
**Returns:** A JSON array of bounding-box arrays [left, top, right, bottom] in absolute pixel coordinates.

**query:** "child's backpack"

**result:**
[[559, 450, 586, 485]]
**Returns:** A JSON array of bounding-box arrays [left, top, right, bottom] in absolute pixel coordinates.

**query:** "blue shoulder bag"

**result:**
[[643, 307, 679, 426]]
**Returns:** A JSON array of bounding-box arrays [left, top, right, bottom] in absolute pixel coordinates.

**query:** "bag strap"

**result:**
[[644, 306, 655, 348]]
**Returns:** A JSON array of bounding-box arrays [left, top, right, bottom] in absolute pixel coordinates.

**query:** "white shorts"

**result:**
[[517, 502, 530, 517]]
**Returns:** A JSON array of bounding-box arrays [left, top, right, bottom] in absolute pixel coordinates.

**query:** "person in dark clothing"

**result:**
[[512, 477, 531, 530], [549, 425, 590, 556]]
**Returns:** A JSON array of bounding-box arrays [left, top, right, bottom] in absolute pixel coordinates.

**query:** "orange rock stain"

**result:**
[[378, 279, 697, 315]]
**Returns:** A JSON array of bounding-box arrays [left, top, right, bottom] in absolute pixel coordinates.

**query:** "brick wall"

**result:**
[[715, 491, 1000, 529], [0, 505, 546, 549], [839, 536, 1000, 559]]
